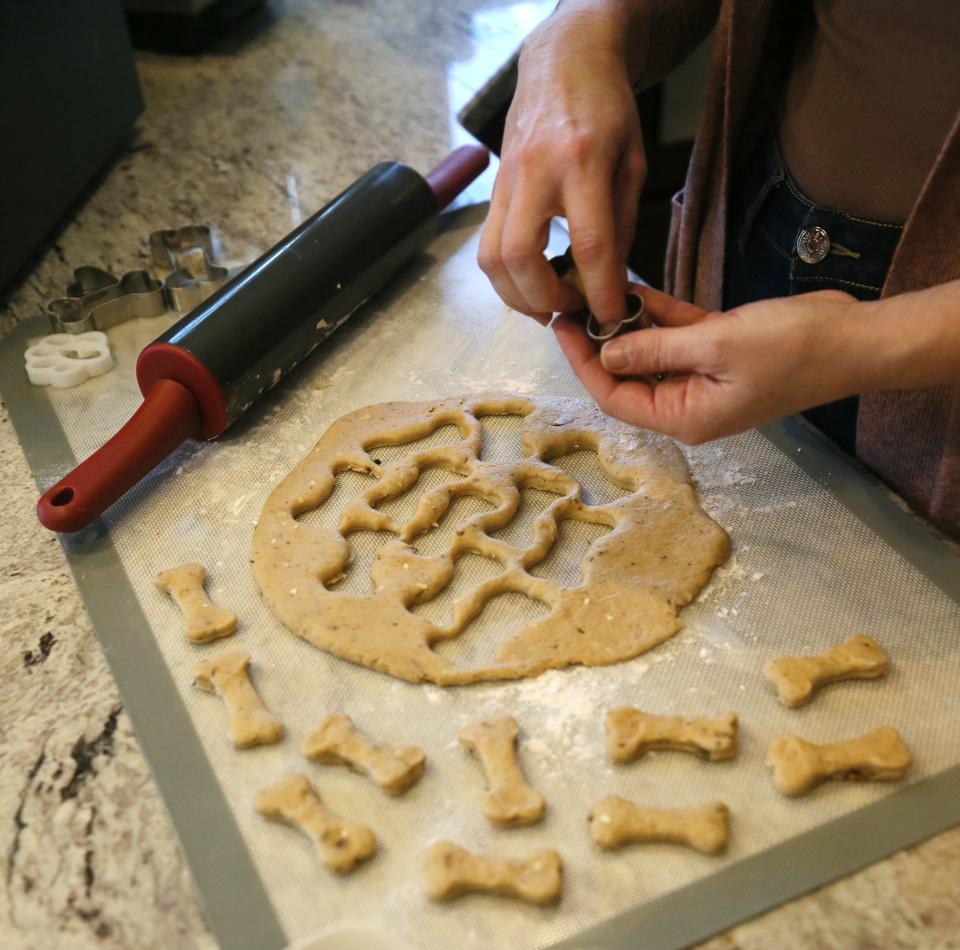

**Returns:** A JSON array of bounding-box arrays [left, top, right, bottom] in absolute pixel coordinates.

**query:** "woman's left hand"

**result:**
[[554, 286, 875, 443]]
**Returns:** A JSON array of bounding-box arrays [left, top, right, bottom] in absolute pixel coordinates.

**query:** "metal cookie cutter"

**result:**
[[149, 224, 229, 312], [549, 246, 646, 341], [46, 266, 167, 334]]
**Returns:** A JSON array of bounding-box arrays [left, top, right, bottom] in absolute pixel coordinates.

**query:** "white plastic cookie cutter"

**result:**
[[24, 331, 114, 388]]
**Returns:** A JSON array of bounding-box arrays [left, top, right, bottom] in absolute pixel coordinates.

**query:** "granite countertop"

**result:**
[[1, 1, 958, 947]]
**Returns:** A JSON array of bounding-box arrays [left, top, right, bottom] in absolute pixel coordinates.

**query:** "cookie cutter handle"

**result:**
[[36, 379, 201, 533]]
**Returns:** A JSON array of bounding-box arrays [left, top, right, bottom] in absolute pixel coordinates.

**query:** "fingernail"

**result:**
[[601, 340, 630, 372]]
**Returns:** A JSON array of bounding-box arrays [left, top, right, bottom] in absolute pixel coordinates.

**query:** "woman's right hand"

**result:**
[[478, 0, 648, 326]]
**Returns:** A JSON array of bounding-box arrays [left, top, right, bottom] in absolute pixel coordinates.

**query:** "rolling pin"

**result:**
[[36, 145, 489, 532]]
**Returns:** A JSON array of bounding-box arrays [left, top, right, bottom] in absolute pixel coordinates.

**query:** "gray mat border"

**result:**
[[3, 314, 959, 950], [1, 317, 288, 950], [760, 415, 959, 603]]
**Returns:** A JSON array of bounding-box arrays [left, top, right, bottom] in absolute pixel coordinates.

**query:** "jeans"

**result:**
[[723, 137, 904, 454]]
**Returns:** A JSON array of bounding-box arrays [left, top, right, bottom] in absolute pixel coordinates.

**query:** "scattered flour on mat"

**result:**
[[461, 658, 673, 780], [694, 553, 749, 604], [686, 444, 758, 493]]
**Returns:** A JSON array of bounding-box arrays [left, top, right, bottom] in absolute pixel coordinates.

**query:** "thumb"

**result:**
[[599, 325, 707, 376]]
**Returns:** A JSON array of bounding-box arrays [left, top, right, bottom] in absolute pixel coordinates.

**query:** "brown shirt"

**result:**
[[778, 1, 960, 222], [643, 0, 960, 539]]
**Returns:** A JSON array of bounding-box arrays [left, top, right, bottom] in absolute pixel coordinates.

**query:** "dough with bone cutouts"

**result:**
[[252, 392, 728, 685]]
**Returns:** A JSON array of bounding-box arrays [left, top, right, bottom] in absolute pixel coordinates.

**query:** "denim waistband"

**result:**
[[732, 138, 904, 298]]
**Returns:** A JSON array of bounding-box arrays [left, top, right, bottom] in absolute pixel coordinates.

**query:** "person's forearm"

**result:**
[[528, 1, 646, 85], [860, 280, 960, 391], [548, 0, 719, 89], [550, 1, 651, 84]]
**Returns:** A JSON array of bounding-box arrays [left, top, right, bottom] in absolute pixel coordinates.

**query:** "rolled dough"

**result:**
[[251, 392, 728, 685]]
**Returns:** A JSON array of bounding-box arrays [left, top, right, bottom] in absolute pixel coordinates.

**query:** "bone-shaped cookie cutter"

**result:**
[[767, 726, 911, 796], [149, 223, 220, 269], [302, 713, 426, 795], [255, 773, 376, 874], [425, 841, 563, 904], [549, 246, 646, 341], [588, 796, 730, 854], [44, 224, 230, 334], [46, 266, 167, 334], [150, 224, 228, 312]]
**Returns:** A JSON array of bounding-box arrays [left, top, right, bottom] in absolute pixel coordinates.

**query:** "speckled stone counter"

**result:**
[[1, 2, 958, 947]]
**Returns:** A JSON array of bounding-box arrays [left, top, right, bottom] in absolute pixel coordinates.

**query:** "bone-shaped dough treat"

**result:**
[[458, 715, 545, 827], [302, 713, 426, 795], [255, 773, 376, 874], [605, 707, 738, 763], [194, 650, 284, 748], [588, 795, 729, 854], [425, 841, 562, 905], [763, 634, 889, 707], [155, 563, 237, 642], [767, 726, 911, 796]]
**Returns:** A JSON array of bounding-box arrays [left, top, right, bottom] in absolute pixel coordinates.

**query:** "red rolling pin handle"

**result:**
[[425, 144, 489, 210], [36, 380, 202, 533]]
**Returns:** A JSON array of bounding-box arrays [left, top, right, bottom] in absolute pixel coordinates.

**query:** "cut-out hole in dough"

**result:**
[[529, 518, 612, 588], [411, 494, 495, 557], [478, 414, 526, 463], [551, 450, 632, 506], [432, 591, 550, 669], [375, 467, 465, 527], [326, 530, 394, 595], [489, 487, 563, 551], [296, 470, 377, 532], [410, 552, 503, 629], [367, 424, 465, 466]]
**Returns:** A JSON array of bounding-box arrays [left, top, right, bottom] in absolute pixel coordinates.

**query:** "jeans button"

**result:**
[[796, 225, 830, 264]]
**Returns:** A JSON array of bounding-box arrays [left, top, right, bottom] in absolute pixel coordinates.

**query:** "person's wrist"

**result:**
[[524, 0, 641, 76]]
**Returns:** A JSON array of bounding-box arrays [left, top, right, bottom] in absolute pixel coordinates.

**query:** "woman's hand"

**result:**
[[478, 1, 647, 326], [554, 287, 876, 443]]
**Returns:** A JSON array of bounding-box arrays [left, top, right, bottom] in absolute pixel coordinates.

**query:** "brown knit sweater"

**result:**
[[648, 0, 960, 538]]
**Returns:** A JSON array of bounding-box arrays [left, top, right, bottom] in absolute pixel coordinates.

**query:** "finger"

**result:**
[[563, 174, 627, 327], [500, 178, 583, 315], [496, 259, 553, 321], [482, 242, 551, 320], [553, 317, 712, 439], [478, 178, 553, 321], [553, 313, 605, 378], [630, 286, 709, 327], [477, 174, 513, 297], [599, 325, 710, 376], [612, 147, 645, 264], [554, 315, 657, 416], [600, 374, 703, 438]]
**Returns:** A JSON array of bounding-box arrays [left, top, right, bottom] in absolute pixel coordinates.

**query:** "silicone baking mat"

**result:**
[[3, 206, 959, 950]]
